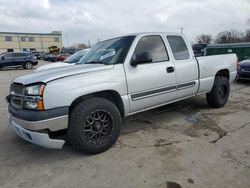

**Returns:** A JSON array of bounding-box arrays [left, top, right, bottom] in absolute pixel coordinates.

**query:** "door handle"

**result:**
[[166, 66, 174, 73]]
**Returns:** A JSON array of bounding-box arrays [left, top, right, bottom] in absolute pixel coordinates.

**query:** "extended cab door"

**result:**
[[166, 35, 199, 99], [124, 34, 177, 113]]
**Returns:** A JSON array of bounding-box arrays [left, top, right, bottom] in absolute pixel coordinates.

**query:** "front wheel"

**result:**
[[68, 97, 122, 154], [206, 76, 230, 108], [24, 62, 33, 69]]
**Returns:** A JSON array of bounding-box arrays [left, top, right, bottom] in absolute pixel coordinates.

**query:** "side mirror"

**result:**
[[131, 52, 152, 66], [1, 56, 4, 60]]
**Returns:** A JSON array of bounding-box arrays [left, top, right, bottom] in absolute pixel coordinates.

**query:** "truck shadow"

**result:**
[[235, 79, 250, 85]]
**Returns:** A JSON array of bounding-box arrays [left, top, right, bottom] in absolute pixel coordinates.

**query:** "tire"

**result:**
[[23, 62, 33, 69], [68, 97, 122, 154], [206, 76, 230, 108]]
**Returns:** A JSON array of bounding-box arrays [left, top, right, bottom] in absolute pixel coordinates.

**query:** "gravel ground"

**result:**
[[0, 61, 250, 188]]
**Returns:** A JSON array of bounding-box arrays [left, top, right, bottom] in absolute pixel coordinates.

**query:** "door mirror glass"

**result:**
[[131, 52, 153, 66]]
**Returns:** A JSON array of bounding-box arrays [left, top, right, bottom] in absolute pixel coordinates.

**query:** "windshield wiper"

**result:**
[[83, 61, 107, 65]]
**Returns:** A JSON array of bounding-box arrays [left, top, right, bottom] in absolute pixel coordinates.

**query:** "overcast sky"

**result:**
[[0, 0, 249, 46]]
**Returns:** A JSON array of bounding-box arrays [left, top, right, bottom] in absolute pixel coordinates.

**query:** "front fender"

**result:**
[[43, 65, 127, 110]]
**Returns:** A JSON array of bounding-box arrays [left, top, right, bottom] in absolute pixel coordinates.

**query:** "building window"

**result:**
[[28, 37, 34, 42], [7, 49, 14, 52], [54, 37, 59, 42], [21, 37, 26, 42], [5, 36, 12, 41]]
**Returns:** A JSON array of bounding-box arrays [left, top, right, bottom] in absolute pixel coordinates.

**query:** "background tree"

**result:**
[[75, 43, 88, 49], [196, 34, 213, 44], [215, 29, 244, 43], [244, 30, 250, 42]]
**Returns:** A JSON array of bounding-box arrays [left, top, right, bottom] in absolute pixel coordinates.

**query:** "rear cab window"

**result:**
[[134, 35, 169, 63], [167, 35, 190, 60]]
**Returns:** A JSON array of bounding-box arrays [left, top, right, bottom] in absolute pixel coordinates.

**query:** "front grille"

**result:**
[[242, 67, 250, 72], [10, 83, 25, 109], [11, 83, 24, 95]]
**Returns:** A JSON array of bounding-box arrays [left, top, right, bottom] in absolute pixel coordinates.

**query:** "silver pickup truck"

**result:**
[[7, 32, 237, 154]]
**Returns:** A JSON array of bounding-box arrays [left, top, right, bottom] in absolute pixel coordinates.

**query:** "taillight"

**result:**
[[236, 58, 240, 69]]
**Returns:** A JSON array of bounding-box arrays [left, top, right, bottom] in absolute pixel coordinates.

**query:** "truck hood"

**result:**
[[14, 64, 114, 85], [34, 62, 73, 72]]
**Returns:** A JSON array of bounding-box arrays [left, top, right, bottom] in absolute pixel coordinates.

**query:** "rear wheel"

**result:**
[[24, 62, 33, 69], [68, 97, 122, 154], [206, 76, 230, 108]]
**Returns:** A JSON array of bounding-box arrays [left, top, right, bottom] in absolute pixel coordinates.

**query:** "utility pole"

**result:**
[[65, 32, 69, 47], [40, 35, 44, 52], [180, 28, 184, 34], [88, 40, 91, 48], [17, 34, 21, 52]]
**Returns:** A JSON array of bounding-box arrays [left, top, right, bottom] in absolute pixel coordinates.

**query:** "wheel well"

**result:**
[[215, 69, 229, 79], [69, 90, 125, 117]]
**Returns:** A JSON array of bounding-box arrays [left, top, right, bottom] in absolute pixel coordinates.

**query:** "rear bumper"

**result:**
[[9, 114, 65, 149]]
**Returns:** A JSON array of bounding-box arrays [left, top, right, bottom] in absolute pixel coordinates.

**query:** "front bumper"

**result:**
[[9, 114, 65, 149], [237, 68, 250, 80], [8, 105, 69, 131], [237, 75, 250, 80], [9, 112, 68, 132]]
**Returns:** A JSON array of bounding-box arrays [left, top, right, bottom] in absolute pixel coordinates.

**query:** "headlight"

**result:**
[[24, 84, 45, 110], [25, 84, 45, 96], [24, 100, 44, 110]]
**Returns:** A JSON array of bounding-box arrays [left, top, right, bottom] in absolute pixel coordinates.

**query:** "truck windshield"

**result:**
[[64, 49, 90, 64], [77, 36, 135, 65]]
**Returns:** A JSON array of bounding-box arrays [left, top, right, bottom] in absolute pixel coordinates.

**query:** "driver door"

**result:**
[[1, 53, 15, 67], [124, 35, 177, 113]]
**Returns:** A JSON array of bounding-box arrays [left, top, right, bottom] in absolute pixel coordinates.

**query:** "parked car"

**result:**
[[192, 43, 207, 57], [41, 53, 50, 61], [237, 58, 250, 80], [42, 53, 58, 62], [46, 54, 58, 62], [56, 54, 68, 62], [35, 49, 90, 72], [0, 52, 38, 70], [32, 52, 44, 60], [6, 32, 237, 154]]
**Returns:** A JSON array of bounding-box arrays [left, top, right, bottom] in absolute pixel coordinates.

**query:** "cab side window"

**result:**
[[167, 35, 190, 60], [3, 53, 14, 60], [134, 35, 169, 63], [15, 53, 27, 58]]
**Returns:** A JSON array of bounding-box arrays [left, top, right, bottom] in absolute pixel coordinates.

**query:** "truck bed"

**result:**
[[196, 54, 237, 93]]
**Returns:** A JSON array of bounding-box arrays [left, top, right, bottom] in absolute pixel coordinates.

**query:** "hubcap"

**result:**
[[26, 63, 32, 69], [83, 110, 113, 142]]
